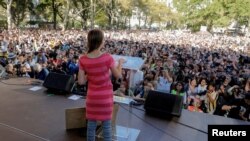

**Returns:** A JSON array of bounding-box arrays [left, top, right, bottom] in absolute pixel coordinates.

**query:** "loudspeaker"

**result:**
[[144, 90, 183, 117], [43, 72, 75, 93]]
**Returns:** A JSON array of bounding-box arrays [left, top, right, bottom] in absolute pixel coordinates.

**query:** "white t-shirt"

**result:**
[[1, 41, 8, 52], [156, 76, 172, 93], [129, 70, 144, 89]]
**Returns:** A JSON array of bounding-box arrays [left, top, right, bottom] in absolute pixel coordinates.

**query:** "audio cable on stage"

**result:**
[[119, 103, 209, 140], [125, 103, 208, 134], [0, 79, 42, 86], [0, 122, 50, 141], [118, 103, 183, 141]]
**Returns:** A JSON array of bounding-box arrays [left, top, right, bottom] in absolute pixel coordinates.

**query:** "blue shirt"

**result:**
[[36, 68, 49, 80], [68, 62, 79, 75]]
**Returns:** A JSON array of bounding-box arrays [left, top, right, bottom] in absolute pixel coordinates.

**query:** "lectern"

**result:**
[[97, 55, 144, 141]]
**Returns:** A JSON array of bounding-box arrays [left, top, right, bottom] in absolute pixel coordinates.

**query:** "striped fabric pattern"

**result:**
[[79, 53, 115, 121]]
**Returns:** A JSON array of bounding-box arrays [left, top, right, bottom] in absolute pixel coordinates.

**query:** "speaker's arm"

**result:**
[[78, 69, 87, 85]]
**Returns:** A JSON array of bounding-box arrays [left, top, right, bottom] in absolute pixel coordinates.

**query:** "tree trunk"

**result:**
[[6, 0, 13, 30], [90, 0, 95, 29], [52, 0, 57, 29], [138, 14, 141, 29], [82, 17, 88, 30], [71, 20, 74, 29], [144, 15, 147, 28], [109, 13, 114, 29], [62, 0, 70, 31], [124, 17, 127, 29], [80, 11, 88, 30], [128, 17, 131, 30]]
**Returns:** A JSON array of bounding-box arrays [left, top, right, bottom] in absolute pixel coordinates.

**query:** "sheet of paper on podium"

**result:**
[[112, 55, 145, 70], [114, 96, 133, 105]]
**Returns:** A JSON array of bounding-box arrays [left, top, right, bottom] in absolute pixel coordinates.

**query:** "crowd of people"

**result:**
[[0, 29, 249, 121]]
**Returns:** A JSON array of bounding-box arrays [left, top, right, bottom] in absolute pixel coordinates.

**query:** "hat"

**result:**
[[8, 53, 16, 59]]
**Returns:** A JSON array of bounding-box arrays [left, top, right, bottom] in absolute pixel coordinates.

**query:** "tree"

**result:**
[[97, 0, 117, 29], [72, 0, 91, 29], [134, 0, 173, 29], [6, 0, 13, 30], [62, 0, 70, 30], [147, 1, 173, 28], [114, 0, 133, 29], [173, 0, 210, 30], [173, 0, 250, 31], [11, 0, 36, 27], [36, 0, 63, 29]]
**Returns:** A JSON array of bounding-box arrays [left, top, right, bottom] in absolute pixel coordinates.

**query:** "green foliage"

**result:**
[[0, 0, 249, 30], [174, 0, 250, 31], [95, 10, 108, 28], [0, 19, 7, 28]]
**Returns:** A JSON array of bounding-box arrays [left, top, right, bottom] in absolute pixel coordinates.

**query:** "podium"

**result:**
[[112, 55, 145, 90], [96, 96, 140, 141], [98, 55, 144, 140]]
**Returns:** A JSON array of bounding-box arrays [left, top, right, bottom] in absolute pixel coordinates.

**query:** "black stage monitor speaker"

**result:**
[[43, 72, 75, 93], [144, 90, 183, 117]]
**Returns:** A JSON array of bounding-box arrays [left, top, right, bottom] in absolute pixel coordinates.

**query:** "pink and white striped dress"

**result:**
[[79, 53, 114, 121]]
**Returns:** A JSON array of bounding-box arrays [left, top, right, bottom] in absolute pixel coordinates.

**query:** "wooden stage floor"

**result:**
[[0, 78, 249, 141]]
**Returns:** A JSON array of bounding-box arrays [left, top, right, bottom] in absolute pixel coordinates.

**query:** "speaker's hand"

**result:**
[[118, 58, 126, 65]]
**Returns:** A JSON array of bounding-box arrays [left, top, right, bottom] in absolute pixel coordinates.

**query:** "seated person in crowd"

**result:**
[[5, 64, 15, 76], [133, 81, 155, 102], [196, 78, 207, 94], [227, 85, 244, 99], [188, 97, 203, 113], [67, 55, 79, 76], [156, 69, 173, 93], [15, 54, 31, 77], [171, 82, 185, 96], [221, 93, 250, 121], [205, 83, 219, 114], [214, 84, 232, 116], [33, 63, 49, 80], [171, 82, 186, 105], [36, 50, 48, 64], [114, 82, 133, 97], [186, 77, 198, 105]]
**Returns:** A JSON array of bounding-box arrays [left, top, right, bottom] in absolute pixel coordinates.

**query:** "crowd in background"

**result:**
[[0, 29, 250, 121]]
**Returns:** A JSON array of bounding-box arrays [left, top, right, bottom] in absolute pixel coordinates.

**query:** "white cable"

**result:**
[[0, 122, 50, 141]]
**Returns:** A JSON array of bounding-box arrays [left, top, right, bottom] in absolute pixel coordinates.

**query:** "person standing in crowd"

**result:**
[[78, 29, 124, 141]]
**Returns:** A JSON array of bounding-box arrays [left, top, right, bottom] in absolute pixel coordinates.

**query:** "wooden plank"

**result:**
[[65, 107, 86, 130], [65, 104, 119, 130]]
